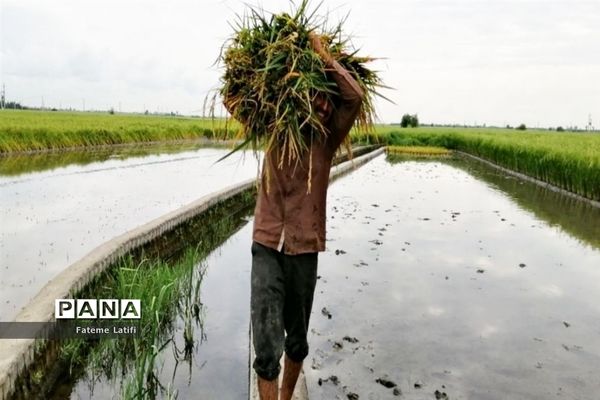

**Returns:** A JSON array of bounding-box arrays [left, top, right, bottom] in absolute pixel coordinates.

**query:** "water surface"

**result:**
[[0, 146, 259, 320], [63, 224, 254, 400], [308, 155, 600, 400], [35, 152, 600, 399]]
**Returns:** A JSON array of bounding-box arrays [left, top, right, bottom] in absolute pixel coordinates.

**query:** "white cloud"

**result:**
[[2, 0, 599, 125]]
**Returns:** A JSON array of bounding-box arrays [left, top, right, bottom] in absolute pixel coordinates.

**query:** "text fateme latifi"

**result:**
[[75, 326, 137, 334]]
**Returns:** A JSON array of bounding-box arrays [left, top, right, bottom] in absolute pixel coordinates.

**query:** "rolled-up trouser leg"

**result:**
[[251, 241, 285, 381], [283, 251, 318, 362], [251, 241, 319, 379]]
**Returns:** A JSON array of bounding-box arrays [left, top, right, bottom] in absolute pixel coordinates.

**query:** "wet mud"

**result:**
[[308, 155, 600, 400]]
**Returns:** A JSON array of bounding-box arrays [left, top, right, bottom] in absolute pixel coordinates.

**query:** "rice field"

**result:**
[[4, 124, 599, 398], [386, 145, 450, 156], [0, 110, 237, 153], [356, 126, 600, 202], [2, 110, 599, 202]]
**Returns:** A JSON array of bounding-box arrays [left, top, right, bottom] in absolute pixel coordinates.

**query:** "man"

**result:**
[[251, 33, 364, 400]]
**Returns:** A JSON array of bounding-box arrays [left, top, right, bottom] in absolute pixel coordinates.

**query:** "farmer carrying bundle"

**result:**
[[216, 3, 380, 399], [217, 2, 381, 187]]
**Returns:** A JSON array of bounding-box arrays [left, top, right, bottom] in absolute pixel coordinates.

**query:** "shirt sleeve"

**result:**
[[325, 59, 365, 151]]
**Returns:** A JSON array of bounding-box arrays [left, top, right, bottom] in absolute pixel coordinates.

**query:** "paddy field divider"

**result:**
[[0, 145, 382, 400], [248, 146, 385, 400]]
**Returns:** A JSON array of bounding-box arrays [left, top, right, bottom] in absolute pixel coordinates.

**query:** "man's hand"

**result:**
[[309, 32, 333, 65]]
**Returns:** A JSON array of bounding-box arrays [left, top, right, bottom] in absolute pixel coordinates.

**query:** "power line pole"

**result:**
[[1, 84, 5, 109]]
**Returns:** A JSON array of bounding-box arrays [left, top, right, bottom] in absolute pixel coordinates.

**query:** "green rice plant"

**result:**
[[51, 194, 253, 400], [0, 143, 235, 177], [0, 110, 238, 154], [386, 145, 450, 156], [57, 250, 206, 400], [377, 126, 600, 201], [213, 0, 384, 168], [350, 128, 384, 146], [442, 156, 600, 249]]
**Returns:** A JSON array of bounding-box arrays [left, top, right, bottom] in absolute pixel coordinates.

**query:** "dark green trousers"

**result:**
[[250, 241, 318, 380]]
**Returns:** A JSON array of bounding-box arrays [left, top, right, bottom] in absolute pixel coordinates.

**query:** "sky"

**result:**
[[1, 0, 599, 128]]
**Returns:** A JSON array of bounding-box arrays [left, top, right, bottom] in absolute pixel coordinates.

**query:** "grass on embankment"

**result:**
[[352, 126, 600, 202], [0, 110, 238, 153], [54, 193, 252, 399], [58, 250, 204, 399], [17, 191, 255, 400], [386, 145, 450, 156]]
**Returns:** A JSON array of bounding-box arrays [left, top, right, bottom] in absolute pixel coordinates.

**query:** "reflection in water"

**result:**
[[11, 151, 600, 399], [60, 226, 254, 399], [0, 146, 259, 321], [46, 196, 254, 400], [308, 155, 600, 400], [387, 153, 600, 250], [48, 254, 208, 400], [0, 142, 232, 177]]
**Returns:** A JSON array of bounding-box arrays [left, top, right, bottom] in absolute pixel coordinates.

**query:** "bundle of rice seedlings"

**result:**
[[212, 0, 386, 167]]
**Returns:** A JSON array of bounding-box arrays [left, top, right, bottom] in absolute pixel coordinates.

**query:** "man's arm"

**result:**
[[310, 34, 365, 150]]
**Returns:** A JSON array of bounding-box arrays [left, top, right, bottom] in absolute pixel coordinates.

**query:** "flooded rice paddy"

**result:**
[[4, 147, 600, 399], [0, 145, 259, 321], [57, 151, 600, 399], [56, 223, 254, 399], [308, 154, 600, 400]]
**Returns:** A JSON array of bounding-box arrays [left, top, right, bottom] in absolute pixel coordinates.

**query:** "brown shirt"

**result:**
[[253, 60, 364, 255]]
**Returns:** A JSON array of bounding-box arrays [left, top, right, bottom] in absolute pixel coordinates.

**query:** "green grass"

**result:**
[[0, 110, 238, 153], [352, 126, 600, 202], [386, 145, 450, 156], [12, 190, 257, 400], [60, 249, 205, 399], [53, 191, 253, 399]]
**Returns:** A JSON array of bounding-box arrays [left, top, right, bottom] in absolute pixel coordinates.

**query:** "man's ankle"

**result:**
[[257, 375, 278, 400], [280, 355, 303, 400]]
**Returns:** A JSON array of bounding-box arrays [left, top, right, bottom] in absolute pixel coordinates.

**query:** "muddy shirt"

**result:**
[[253, 60, 363, 255]]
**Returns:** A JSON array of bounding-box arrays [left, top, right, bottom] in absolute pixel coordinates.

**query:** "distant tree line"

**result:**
[[2, 101, 26, 109], [0, 100, 184, 117], [400, 113, 419, 128]]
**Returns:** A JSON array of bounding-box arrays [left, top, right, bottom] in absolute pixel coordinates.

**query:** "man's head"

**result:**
[[313, 93, 332, 124]]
